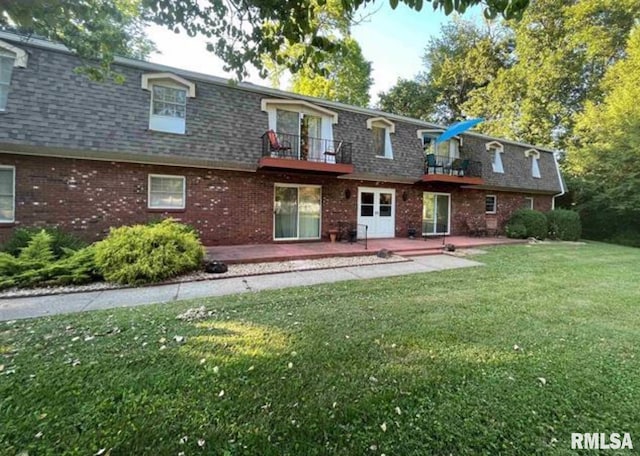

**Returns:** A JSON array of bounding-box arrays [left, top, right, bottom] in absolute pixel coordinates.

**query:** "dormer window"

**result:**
[[142, 73, 196, 134], [525, 149, 541, 178], [486, 141, 504, 174], [367, 117, 395, 159], [0, 40, 28, 112]]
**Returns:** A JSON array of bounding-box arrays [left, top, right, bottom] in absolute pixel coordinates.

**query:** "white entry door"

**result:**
[[357, 187, 395, 238]]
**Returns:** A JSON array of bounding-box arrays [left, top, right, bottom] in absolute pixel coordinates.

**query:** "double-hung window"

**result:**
[[525, 149, 541, 178], [367, 117, 395, 159], [0, 49, 15, 111], [141, 73, 195, 134], [0, 166, 15, 222], [148, 174, 186, 210], [487, 141, 504, 173], [485, 195, 497, 214]]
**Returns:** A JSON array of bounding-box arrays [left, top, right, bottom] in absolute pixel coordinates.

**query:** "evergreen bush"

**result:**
[[547, 209, 582, 241], [95, 219, 204, 285], [505, 209, 547, 239]]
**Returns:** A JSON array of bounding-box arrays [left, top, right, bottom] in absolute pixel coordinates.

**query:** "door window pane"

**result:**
[[276, 109, 301, 157], [360, 192, 374, 217], [422, 193, 435, 234], [298, 187, 321, 239], [275, 186, 298, 239], [435, 195, 449, 233], [379, 193, 392, 217]]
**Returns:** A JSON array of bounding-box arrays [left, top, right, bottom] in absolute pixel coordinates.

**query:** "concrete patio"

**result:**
[[206, 236, 523, 263]]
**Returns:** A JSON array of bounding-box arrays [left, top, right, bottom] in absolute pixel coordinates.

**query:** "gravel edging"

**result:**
[[0, 254, 410, 299]]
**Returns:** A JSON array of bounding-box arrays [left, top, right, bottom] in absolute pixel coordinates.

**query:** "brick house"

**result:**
[[0, 32, 564, 246]]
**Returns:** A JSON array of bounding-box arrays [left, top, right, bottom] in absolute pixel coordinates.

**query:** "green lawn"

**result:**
[[1, 242, 640, 455]]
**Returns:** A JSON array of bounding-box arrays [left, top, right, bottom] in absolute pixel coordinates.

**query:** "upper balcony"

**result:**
[[259, 131, 354, 174], [420, 154, 484, 185]]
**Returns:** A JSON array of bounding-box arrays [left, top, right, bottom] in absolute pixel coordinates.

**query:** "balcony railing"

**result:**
[[262, 131, 353, 165], [424, 154, 482, 178]]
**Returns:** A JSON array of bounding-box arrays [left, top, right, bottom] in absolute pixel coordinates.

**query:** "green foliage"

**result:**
[[1, 0, 155, 83], [377, 79, 436, 121], [566, 25, 640, 245], [379, 18, 511, 123], [505, 222, 527, 239], [546, 209, 581, 241], [1, 226, 87, 259], [464, 0, 640, 148], [95, 219, 204, 285], [0, 231, 100, 290], [506, 209, 547, 239], [289, 37, 373, 107], [1, 1, 530, 82], [3, 243, 640, 454]]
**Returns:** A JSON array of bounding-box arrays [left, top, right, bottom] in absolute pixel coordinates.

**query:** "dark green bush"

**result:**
[[1, 226, 87, 259], [0, 231, 100, 290], [547, 209, 582, 241], [505, 209, 548, 239], [505, 223, 528, 239], [95, 218, 204, 285]]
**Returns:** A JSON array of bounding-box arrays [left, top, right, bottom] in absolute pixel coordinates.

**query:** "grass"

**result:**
[[1, 242, 640, 455]]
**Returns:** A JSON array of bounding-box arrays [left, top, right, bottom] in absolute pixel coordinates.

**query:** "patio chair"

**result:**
[[266, 130, 292, 158], [451, 158, 470, 177], [425, 153, 443, 174], [324, 141, 343, 164]]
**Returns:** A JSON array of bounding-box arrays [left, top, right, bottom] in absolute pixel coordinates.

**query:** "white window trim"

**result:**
[[367, 117, 395, 159], [524, 196, 534, 210], [416, 129, 463, 146], [261, 99, 338, 124], [485, 194, 497, 214], [273, 183, 322, 241], [147, 174, 186, 210], [0, 40, 28, 67], [525, 149, 541, 178], [486, 141, 505, 174], [0, 165, 15, 223], [141, 72, 196, 97]]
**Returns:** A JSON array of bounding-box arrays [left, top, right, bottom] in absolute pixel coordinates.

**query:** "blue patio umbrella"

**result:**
[[434, 118, 484, 143]]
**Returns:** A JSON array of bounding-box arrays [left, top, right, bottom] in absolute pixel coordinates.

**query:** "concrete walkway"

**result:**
[[0, 255, 482, 321]]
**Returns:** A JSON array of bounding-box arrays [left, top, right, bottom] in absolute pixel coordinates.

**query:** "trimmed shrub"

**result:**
[[1, 226, 87, 259], [0, 231, 100, 290], [547, 209, 582, 241], [505, 209, 547, 239], [505, 223, 527, 239], [95, 219, 204, 285]]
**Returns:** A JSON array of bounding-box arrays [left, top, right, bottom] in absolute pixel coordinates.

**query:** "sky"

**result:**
[[146, 3, 473, 106]]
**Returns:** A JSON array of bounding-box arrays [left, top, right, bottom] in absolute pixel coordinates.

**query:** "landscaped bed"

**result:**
[[1, 242, 639, 455]]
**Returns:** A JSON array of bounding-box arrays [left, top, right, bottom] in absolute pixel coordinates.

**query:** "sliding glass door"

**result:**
[[422, 192, 450, 235], [274, 185, 321, 240]]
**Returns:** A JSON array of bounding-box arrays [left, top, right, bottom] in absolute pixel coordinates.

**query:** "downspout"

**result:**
[[552, 152, 565, 210]]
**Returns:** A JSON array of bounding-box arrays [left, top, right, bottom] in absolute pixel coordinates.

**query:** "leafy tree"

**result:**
[[290, 37, 373, 107], [1, 0, 155, 82], [0, 0, 531, 81], [566, 25, 640, 242], [463, 0, 640, 148], [377, 18, 511, 123], [421, 18, 512, 123], [377, 79, 436, 121]]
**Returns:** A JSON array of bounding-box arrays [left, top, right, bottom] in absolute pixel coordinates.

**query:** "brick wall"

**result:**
[[0, 154, 554, 245]]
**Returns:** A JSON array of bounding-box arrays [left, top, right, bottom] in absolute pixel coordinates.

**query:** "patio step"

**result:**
[[394, 248, 444, 257]]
